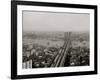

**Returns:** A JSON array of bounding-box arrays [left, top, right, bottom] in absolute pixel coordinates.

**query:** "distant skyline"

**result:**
[[23, 11, 90, 32]]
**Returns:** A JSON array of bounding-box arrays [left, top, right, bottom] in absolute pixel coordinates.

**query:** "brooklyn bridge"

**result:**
[[22, 32, 89, 68]]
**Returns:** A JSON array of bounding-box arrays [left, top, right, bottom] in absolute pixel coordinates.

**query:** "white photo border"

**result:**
[[17, 5, 95, 75]]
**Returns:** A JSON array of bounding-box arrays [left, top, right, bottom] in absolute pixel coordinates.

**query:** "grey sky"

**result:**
[[23, 11, 90, 32]]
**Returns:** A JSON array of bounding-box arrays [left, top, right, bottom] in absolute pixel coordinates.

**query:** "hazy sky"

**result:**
[[23, 11, 90, 32]]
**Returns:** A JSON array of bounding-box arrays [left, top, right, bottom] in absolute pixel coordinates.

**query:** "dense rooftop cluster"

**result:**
[[65, 46, 89, 66], [23, 44, 59, 68]]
